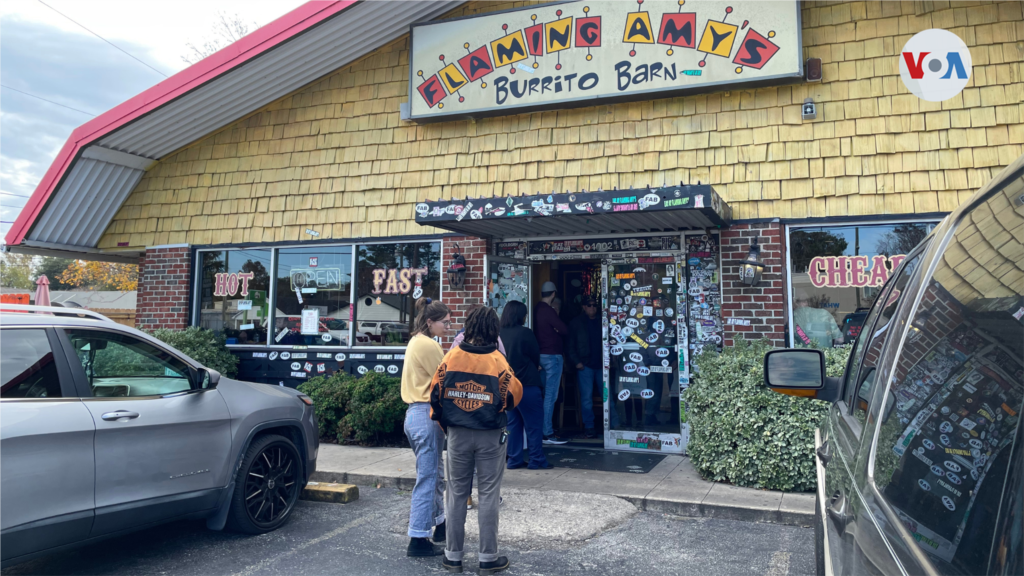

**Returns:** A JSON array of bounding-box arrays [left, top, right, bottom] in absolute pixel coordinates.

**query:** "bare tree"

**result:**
[[182, 12, 258, 65]]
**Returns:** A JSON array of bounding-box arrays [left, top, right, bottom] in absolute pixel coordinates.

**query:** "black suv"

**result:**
[[765, 155, 1023, 576]]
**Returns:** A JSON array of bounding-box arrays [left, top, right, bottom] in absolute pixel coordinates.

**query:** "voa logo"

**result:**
[[899, 29, 971, 102]]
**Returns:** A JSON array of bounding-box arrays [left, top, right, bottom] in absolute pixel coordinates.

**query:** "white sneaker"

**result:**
[[542, 435, 568, 445]]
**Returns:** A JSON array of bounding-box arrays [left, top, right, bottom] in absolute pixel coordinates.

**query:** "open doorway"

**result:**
[[531, 259, 604, 445]]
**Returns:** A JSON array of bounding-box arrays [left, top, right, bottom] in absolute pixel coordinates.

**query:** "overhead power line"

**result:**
[[1, 84, 96, 116], [36, 0, 169, 78], [1, 191, 33, 199]]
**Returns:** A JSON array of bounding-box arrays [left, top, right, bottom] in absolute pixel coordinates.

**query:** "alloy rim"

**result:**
[[244, 444, 298, 526]]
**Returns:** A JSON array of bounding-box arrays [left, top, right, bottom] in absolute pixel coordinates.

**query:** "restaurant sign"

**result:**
[[529, 235, 680, 255], [809, 255, 906, 288], [409, 0, 802, 120]]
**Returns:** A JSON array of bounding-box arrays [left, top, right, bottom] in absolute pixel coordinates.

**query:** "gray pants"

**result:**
[[444, 426, 506, 563]]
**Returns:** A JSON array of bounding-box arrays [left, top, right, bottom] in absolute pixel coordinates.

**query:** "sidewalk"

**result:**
[[312, 444, 814, 527]]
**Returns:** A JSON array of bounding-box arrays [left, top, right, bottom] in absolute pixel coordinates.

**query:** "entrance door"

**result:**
[[484, 255, 532, 327], [602, 257, 686, 454]]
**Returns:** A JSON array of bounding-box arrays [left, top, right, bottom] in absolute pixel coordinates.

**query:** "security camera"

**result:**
[[802, 98, 817, 121]]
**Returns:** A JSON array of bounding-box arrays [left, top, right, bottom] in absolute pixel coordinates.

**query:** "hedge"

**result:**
[[684, 339, 850, 492], [298, 371, 407, 444], [150, 326, 239, 378]]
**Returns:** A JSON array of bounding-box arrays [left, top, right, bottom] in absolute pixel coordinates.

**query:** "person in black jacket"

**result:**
[[499, 301, 552, 470], [566, 295, 602, 438]]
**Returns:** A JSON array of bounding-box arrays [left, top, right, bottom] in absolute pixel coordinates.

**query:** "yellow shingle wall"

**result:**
[[98, 0, 1024, 250]]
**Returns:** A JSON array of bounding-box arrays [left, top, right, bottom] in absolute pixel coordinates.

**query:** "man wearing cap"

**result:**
[[566, 295, 602, 439], [534, 281, 569, 444]]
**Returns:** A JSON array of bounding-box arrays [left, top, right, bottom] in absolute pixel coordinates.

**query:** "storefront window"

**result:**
[[197, 249, 272, 344], [272, 246, 352, 347], [354, 242, 441, 346], [789, 222, 934, 348]]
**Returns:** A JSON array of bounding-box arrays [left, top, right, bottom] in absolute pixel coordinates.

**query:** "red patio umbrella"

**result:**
[[34, 275, 52, 308]]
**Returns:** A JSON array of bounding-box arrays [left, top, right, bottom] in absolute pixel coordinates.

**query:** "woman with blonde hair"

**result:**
[[402, 298, 451, 557]]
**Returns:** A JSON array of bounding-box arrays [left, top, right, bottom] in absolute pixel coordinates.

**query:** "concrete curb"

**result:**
[[640, 497, 813, 527], [310, 470, 813, 527], [302, 481, 360, 503]]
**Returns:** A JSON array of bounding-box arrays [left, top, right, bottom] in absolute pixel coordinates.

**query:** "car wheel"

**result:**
[[814, 490, 826, 576], [226, 434, 302, 534]]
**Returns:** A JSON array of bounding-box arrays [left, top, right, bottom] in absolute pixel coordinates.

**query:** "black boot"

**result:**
[[407, 537, 443, 557], [441, 556, 463, 573], [478, 556, 510, 575], [432, 520, 446, 543]]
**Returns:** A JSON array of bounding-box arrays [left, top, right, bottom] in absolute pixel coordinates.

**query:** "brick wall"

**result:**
[[98, 1, 1024, 250], [441, 236, 489, 347], [720, 222, 787, 347], [136, 246, 190, 331]]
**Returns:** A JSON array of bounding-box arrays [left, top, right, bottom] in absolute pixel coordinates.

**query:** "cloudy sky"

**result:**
[[0, 0, 307, 240]]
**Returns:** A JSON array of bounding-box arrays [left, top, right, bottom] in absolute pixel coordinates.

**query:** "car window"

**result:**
[[1, 329, 62, 399], [872, 182, 1024, 575], [842, 275, 898, 408], [850, 251, 925, 424], [65, 330, 194, 397]]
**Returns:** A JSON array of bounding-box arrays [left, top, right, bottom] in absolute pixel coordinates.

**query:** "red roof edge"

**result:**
[[5, 0, 358, 248]]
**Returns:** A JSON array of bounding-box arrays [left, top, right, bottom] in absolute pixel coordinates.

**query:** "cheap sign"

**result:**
[[808, 255, 906, 288]]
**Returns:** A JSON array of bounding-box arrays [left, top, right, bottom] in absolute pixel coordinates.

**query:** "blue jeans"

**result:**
[[539, 354, 563, 437], [404, 403, 444, 538], [505, 385, 549, 468], [577, 366, 601, 430]]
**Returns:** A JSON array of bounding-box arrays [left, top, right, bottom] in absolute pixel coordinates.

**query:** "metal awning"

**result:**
[[414, 185, 731, 238], [5, 0, 466, 258]]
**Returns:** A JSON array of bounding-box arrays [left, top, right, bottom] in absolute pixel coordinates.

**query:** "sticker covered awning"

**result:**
[[414, 185, 731, 238]]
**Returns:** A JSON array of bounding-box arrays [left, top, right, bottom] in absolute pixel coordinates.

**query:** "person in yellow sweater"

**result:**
[[402, 298, 451, 557]]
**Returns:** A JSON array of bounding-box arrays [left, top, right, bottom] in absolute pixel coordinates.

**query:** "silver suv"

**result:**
[[0, 307, 318, 567], [765, 154, 1023, 575]]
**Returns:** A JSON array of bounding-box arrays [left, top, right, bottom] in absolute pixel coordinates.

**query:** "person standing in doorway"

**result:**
[[534, 281, 568, 444], [500, 301, 551, 470], [566, 295, 602, 439], [402, 298, 451, 557], [430, 307, 522, 575]]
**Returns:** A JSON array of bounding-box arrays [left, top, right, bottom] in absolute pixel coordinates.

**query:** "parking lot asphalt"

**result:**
[[3, 487, 814, 576]]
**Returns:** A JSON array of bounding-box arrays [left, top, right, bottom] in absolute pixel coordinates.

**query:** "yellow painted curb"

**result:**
[[301, 481, 359, 504]]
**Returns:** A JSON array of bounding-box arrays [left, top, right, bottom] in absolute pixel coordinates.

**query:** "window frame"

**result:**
[[847, 244, 929, 422], [0, 327, 79, 400], [352, 241, 443, 348], [191, 237, 446, 352], [271, 244, 355, 348], [785, 218, 941, 348], [55, 327, 202, 399]]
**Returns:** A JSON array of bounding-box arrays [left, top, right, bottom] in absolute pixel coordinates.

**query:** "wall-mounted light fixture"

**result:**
[[740, 238, 766, 287], [802, 98, 817, 121], [447, 243, 467, 291]]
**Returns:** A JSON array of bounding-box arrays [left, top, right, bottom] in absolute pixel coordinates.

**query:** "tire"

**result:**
[[814, 490, 826, 576], [225, 434, 302, 534]]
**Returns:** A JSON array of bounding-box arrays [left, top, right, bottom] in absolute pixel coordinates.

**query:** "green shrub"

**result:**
[[150, 327, 239, 378], [339, 372, 407, 443], [298, 371, 353, 440], [299, 371, 407, 444], [684, 339, 850, 492]]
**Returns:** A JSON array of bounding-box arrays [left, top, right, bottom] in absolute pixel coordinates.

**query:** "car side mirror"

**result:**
[[764, 349, 841, 402], [194, 367, 221, 390]]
